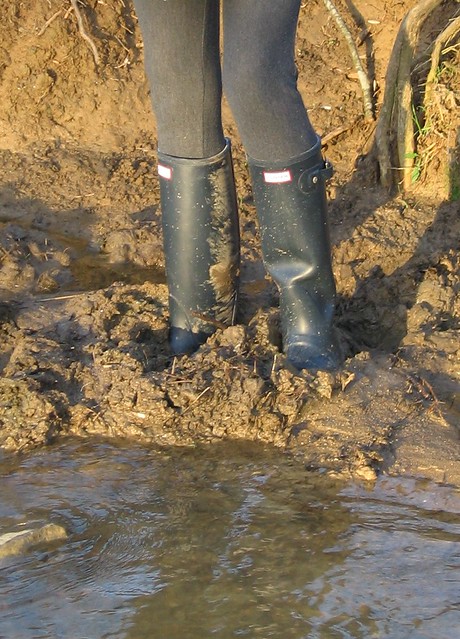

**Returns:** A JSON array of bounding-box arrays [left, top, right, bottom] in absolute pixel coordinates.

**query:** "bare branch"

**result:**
[[322, 0, 374, 122]]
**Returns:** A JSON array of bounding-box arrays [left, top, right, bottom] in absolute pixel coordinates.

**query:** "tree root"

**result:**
[[373, 0, 459, 192], [70, 0, 100, 67], [423, 15, 460, 114], [37, 9, 63, 37]]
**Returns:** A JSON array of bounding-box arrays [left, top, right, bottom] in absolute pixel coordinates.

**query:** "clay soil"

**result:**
[[0, 0, 459, 484]]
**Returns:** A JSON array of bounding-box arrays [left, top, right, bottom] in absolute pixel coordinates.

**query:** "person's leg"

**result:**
[[222, 0, 316, 162], [134, 0, 240, 355], [133, 0, 224, 158], [223, 0, 341, 370]]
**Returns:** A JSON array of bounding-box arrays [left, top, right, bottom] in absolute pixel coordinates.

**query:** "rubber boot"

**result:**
[[158, 140, 240, 355], [248, 137, 341, 371]]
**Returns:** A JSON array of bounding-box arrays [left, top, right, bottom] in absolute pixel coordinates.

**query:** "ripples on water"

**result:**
[[0, 440, 459, 639]]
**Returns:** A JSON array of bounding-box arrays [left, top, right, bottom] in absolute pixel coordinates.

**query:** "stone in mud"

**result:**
[[0, 523, 67, 559]]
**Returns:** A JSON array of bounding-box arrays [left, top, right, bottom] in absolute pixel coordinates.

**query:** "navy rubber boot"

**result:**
[[158, 140, 240, 355], [248, 137, 341, 371]]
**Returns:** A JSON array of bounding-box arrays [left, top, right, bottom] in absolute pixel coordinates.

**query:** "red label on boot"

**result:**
[[263, 170, 292, 184], [158, 164, 172, 180]]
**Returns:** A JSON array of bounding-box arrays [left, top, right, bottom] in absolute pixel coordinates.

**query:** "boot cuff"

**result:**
[[158, 138, 232, 167], [247, 136, 322, 171]]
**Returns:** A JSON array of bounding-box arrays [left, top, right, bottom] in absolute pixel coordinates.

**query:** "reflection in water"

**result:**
[[0, 440, 459, 639]]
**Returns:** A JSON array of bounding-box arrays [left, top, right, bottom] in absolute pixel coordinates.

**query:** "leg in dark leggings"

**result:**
[[133, 0, 239, 356], [223, 0, 317, 162], [223, 0, 340, 370], [133, 0, 339, 369], [133, 0, 224, 159], [134, 0, 315, 161]]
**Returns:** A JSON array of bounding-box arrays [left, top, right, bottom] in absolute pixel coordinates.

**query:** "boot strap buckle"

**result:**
[[298, 160, 333, 192]]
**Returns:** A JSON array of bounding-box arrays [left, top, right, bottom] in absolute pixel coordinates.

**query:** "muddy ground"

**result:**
[[0, 1, 459, 484]]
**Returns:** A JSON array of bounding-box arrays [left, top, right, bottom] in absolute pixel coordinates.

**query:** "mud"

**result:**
[[0, 1, 459, 484]]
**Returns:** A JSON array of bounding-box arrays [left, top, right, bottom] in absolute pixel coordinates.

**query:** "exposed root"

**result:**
[[36, 9, 63, 36], [423, 16, 460, 114], [70, 0, 100, 67], [374, 0, 443, 191]]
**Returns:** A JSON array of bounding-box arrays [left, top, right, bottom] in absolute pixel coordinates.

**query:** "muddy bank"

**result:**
[[0, 1, 459, 484]]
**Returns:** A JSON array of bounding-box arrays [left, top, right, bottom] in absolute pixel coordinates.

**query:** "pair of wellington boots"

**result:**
[[157, 137, 341, 371]]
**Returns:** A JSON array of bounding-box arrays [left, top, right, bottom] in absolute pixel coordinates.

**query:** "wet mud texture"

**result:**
[[0, 1, 459, 483]]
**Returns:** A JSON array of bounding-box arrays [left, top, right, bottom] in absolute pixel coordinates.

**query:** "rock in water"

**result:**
[[0, 524, 67, 558]]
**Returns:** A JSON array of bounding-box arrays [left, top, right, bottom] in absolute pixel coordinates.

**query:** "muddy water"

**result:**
[[69, 252, 166, 292], [1, 441, 459, 639]]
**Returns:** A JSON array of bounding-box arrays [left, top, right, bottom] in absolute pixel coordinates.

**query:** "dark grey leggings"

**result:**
[[133, 0, 317, 162]]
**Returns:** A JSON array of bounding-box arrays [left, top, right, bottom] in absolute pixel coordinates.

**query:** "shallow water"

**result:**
[[1, 440, 459, 639], [68, 252, 166, 292]]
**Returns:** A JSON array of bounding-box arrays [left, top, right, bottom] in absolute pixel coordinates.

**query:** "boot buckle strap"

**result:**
[[298, 160, 333, 192]]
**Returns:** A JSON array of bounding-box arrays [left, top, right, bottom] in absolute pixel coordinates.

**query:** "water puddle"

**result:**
[[1, 440, 459, 638], [68, 252, 165, 292], [0, 218, 165, 300], [55, 230, 165, 292]]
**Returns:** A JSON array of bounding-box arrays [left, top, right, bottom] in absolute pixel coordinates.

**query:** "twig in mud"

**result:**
[[405, 372, 444, 419], [69, 0, 100, 67], [37, 9, 63, 36], [114, 34, 131, 54], [181, 386, 211, 416], [87, 406, 108, 429], [115, 56, 130, 70], [270, 354, 277, 377], [321, 124, 352, 146], [322, 0, 374, 121], [0, 246, 16, 262], [191, 311, 228, 331]]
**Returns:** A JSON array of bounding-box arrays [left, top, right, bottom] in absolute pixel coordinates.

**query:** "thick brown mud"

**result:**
[[0, 1, 459, 484]]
